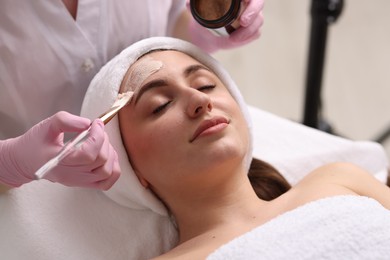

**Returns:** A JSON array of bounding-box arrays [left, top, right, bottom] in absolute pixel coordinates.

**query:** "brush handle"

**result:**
[[34, 128, 90, 179], [34, 106, 118, 180], [34, 105, 119, 179], [34, 93, 133, 180]]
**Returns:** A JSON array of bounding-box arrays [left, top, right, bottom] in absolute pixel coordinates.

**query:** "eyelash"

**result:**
[[152, 101, 171, 114], [152, 84, 216, 115], [198, 84, 216, 91]]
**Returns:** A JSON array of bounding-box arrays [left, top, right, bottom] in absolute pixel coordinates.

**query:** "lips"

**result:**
[[190, 116, 230, 142]]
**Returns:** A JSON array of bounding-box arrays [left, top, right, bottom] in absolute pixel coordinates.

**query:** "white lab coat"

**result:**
[[0, 0, 185, 138]]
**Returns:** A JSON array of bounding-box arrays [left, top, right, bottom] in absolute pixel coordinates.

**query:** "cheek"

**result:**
[[234, 107, 250, 148], [219, 96, 250, 148], [129, 129, 166, 165], [126, 117, 185, 174]]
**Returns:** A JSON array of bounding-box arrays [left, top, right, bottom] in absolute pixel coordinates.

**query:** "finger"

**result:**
[[74, 135, 118, 183], [45, 166, 96, 185], [230, 14, 262, 43], [80, 150, 120, 190], [240, 0, 264, 27], [46, 164, 111, 186], [94, 157, 121, 190], [47, 111, 91, 137], [47, 149, 120, 189], [85, 142, 118, 183], [63, 119, 106, 166], [93, 141, 120, 181]]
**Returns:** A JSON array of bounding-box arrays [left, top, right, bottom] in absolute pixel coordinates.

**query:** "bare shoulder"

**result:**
[[151, 245, 209, 260], [297, 162, 384, 190], [293, 162, 390, 209]]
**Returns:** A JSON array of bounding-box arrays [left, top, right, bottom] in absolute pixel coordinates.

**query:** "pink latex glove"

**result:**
[[0, 111, 120, 190], [188, 0, 264, 53]]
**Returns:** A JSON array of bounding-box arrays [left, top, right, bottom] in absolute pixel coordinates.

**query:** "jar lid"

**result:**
[[190, 0, 242, 29]]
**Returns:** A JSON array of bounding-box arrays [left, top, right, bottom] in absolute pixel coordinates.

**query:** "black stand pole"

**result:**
[[303, 0, 344, 132], [303, 0, 390, 145]]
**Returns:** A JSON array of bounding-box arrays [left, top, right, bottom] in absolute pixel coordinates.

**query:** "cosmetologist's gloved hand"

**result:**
[[0, 111, 120, 190], [188, 0, 264, 53]]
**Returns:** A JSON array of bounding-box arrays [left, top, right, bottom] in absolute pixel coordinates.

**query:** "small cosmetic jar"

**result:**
[[190, 0, 243, 36]]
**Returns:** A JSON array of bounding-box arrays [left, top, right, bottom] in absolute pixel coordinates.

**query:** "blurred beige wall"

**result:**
[[213, 0, 390, 156]]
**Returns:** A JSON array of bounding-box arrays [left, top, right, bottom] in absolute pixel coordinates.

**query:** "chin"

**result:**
[[202, 141, 246, 168]]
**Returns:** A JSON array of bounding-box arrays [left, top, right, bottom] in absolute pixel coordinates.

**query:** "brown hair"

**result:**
[[248, 158, 291, 201]]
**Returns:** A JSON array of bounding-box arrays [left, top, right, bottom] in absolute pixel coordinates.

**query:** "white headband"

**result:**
[[81, 37, 253, 215]]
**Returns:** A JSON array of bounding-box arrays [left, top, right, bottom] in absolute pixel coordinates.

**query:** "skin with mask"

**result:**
[[117, 50, 390, 259]]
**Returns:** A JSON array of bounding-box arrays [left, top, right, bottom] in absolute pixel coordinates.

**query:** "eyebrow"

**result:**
[[184, 64, 211, 77], [134, 64, 211, 105], [134, 79, 167, 104]]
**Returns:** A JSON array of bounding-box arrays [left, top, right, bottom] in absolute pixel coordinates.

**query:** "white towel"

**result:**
[[249, 106, 389, 184], [0, 37, 388, 260], [208, 195, 390, 260], [1, 108, 388, 260], [0, 182, 177, 260]]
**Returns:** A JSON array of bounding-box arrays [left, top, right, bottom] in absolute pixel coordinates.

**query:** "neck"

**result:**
[[170, 171, 268, 244]]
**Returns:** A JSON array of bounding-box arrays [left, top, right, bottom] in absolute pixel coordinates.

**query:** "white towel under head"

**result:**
[[81, 37, 254, 215]]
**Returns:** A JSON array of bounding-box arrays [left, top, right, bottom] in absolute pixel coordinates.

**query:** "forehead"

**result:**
[[120, 50, 206, 93], [132, 51, 228, 91], [136, 50, 200, 68]]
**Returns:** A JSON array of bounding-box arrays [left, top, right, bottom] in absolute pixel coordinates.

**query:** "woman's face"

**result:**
[[118, 50, 249, 198]]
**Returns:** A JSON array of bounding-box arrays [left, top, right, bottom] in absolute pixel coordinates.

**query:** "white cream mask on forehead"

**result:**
[[121, 56, 163, 94], [103, 57, 163, 128]]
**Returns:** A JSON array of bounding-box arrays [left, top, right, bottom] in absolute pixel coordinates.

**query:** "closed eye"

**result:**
[[152, 101, 171, 114], [198, 85, 216, 91], [151, 85, 215, 115]]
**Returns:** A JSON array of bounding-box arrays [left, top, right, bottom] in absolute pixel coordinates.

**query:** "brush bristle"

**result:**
[[114, 91, 133, 107]]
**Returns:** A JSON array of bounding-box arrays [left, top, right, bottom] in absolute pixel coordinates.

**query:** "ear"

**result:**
[[127, 157, 150, 188]]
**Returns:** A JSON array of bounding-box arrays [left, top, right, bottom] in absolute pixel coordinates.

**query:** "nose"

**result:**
[[186, 91, 213, 118]]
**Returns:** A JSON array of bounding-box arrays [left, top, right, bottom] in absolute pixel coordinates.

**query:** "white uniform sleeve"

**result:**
[[167, 0, 187, 36]]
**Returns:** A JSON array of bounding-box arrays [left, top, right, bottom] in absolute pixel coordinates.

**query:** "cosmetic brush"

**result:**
[[34, 91, 133, 180]]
